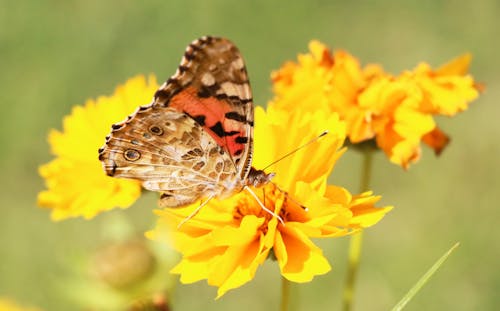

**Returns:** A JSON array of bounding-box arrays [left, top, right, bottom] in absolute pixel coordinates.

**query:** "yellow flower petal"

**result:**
[[436, 53, 471, 76], [275, 227, 331, 282], [422, 126, 450, 155], [405, 59, 479, 116], [348, 191, 393, 228], [38, 75, 158, 220]]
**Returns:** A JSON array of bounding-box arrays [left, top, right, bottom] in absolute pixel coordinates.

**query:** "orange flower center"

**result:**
[[232, 183, 309, 230]]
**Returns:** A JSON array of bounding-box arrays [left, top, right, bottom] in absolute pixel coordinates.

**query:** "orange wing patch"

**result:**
[[169, 86, 249, 158]]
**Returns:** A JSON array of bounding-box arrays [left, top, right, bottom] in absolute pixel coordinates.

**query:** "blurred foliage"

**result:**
[[0, 0, 498, 310]]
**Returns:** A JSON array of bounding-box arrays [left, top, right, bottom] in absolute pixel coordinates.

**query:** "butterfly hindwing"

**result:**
[[99, 106, 240, 206]]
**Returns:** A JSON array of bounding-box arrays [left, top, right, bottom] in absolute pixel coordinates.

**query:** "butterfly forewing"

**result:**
[[153, 36, 254, 181]]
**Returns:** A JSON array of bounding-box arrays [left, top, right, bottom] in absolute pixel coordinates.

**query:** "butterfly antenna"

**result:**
[[262, 131, 329, 171]]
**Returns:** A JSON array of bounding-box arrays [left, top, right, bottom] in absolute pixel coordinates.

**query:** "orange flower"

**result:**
[[147, 105, 392, 297], [271, 41, 481, 168]]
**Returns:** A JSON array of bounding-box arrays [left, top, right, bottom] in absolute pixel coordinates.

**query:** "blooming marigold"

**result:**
[[38, 75, 159, 220], [271, 41, 481, 168], [147, 105, 392, 298]]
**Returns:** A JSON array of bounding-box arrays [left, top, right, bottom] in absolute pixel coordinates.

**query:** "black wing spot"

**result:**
[[228, 95, 241, 101], [215, 93, 228, 100], [111, 123, 123, 130], [154, 89, 168, 101], [225, 112, 247, 123], [189, 43, 202, 51], [210, 122, 225, 137], [235, 136, 248, 144], [210, 120, 240, 137], [192, 115, 206, 126], [111, 162, 117, 175], [184, 51, 195, 61], [166, 78, 179, 86], [225, 130, 240, 136], [197, 86, 211, 98], [105, 161, 118, 176]]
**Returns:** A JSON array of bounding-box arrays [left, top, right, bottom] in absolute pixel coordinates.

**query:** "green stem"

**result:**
[[342, 150, 373, 311], [281, 276, 290, 311], [358, 149, 373, 194]]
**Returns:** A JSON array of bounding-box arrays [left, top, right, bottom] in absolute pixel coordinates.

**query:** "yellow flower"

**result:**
[[0, 299, 41, 311], [38, 75, 159, 220], [147, 105, 392, 298], [271, 41, 481, 168]]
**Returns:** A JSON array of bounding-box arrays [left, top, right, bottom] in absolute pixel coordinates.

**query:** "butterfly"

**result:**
[[98, 36, 280, 222]]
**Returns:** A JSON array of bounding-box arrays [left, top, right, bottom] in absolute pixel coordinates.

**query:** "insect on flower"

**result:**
[[99, 36, 311, 224]]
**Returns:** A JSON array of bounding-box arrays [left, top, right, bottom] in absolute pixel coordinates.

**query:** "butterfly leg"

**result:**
[[244, 186, 285, 225], [177, 194, 216, 228]]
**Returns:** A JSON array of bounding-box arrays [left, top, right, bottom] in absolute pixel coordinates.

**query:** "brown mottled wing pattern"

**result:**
[[98, 36, 254, 207], [153, 36, 254, 181], [99, 107, 241, 206]]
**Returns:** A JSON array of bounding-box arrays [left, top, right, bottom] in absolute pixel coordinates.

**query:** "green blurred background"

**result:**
[[1, 0, 498, 310]]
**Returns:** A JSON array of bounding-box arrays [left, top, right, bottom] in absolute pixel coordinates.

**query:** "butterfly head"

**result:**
[[246, 167, 275, 188]]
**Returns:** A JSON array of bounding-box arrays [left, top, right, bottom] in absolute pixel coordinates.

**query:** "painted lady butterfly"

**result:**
[[98, 36, 280, 221]]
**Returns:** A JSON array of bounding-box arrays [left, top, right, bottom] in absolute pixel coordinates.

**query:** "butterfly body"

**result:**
[[99, 36, 273, 208]]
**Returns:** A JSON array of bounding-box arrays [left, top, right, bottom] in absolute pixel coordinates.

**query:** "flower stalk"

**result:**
[[281, 276, 291, 311], [342, 149, 374, 311]]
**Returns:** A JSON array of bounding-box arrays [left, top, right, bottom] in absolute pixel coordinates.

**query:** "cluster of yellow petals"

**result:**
[[38, 75, 159, 220], [271, 41, 480, 168], [147, 105, 392, 297]]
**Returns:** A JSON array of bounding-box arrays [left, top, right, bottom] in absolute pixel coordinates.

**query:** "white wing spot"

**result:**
[[201, 72, 216, 86], [219, 82, 250, 99], [232, 58, 245, 70]]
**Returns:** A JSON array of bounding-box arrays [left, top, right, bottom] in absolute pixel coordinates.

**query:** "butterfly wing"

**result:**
[[99, 36, 254, 206], [99, 106, 239, 207], [153, 36, 254, 181]]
